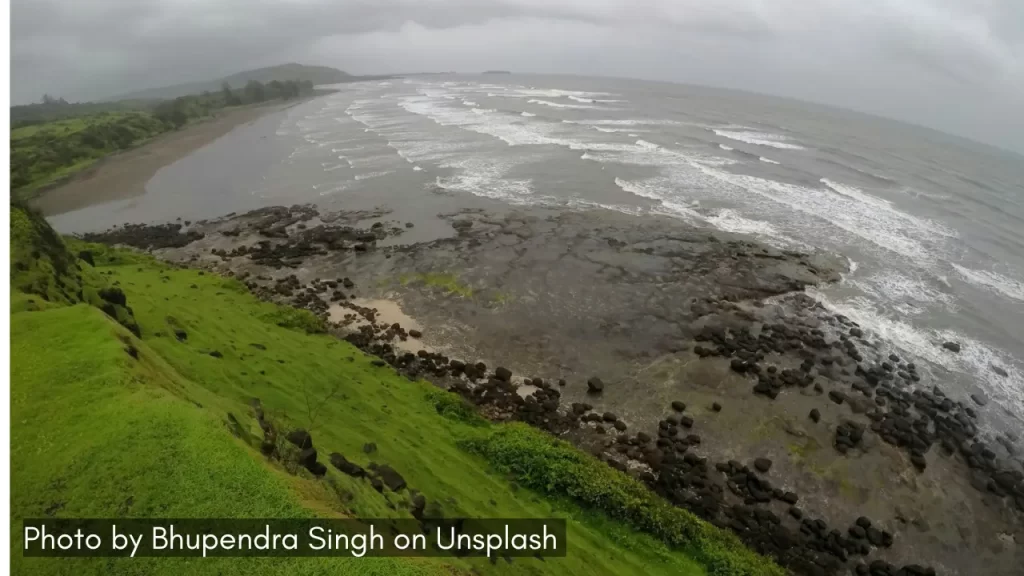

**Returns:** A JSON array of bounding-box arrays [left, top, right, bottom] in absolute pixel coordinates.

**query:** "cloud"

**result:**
[[11, 0, 1024, 151]]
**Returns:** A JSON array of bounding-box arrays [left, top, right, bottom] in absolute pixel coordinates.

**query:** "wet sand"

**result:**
[[30, 102, 296, 218]]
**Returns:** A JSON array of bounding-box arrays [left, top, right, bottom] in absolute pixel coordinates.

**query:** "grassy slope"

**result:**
[[10, 112, 169, 199], [10, 208, 780, 575]]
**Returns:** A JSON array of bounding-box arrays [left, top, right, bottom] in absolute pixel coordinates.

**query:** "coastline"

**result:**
[[77, 203, 1024, 576], [29, 100, 301, 218]]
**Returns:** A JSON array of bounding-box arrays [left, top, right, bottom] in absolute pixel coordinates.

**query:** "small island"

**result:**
[[482, 70, 511, 74]]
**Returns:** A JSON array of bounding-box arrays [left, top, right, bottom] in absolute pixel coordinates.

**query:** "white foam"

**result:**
[[719, 144, 734, 151], [850, 271, 957, 310], [435, 156, 534, 203], [413, 166, 422, 171], [471, 108, 495, 115], [568, 95, 594, 103], [952, 264, 1024, 303], [521, 112, 536, 117], [527, 99, 596, 110], [354, 171, 393, 181], [697, 167, 948, 262], [808, 288, 1024, 413], [707, 209, 782, 238], [759, 157, 780, 165], [713, 129, 805, 150], [462, 100, 477, 106]]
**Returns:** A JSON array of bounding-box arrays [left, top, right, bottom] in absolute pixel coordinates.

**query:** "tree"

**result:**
[[221, 82, 240, 106], [244, 80, 265, 103]]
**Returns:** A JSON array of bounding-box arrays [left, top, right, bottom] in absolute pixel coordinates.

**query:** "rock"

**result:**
[[363, 442, 377, 454], [970, 393, 989, 407], [613, 421, 628, 431], [849, 525, 866, 539], [174, 329, 187, 342], [992, 365, 1008, 377], [671, 400, 686, 412], [587, 377, 605, 393], [602, 412, 618, 422], [371, 359, 386, 367], [910, 453, 927, 470], [809, 408, 821, 423], [78, 250, 95, 266], [558, 378, 567, 387], [376, 464, 407, 491], [330, 453, 366, 477], [209, 350, 223, 358], [305, 461, 328, 477], [828, 390, 845, 404], [124, 345, 138, 359], [369, 477, 384, 492], [286, 429, 313, 450], [98, 287, 128, 307], [495, 367, 513, 382], [942, 341, 961, 353], [754, 458, 773, 473], [298, 447, 318, 467], [408, 329, 423, 338], [711, 402, 722, 412], [730, 359, 748, 373]]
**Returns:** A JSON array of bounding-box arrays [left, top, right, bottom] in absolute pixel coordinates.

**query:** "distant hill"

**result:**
[[108, 63, 356, 102]]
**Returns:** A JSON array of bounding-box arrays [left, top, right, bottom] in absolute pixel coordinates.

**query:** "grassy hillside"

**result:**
[[9, 206, 779, 576], [111, 63, 354, 101], [11, 79, 317, 201], [10, 112, 168, 197]]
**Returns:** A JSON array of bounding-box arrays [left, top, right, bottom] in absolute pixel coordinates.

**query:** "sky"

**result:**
[[11, 0, 1024, 152]]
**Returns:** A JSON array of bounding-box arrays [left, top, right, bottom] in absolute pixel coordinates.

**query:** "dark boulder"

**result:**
[[992, 365, 1008, 377], [330, 453, 366, 477], [828, 390, 845, 404], [305, 461, 328, 477], [78, 250, 95, 266], [941, 341, 961, 353], [286, 429, 313, 450], [98, 287, 127, 307], [970, 393, 989, 407], [671, 400, 686, 412], [754, 458, 773, 473], [174, 329, 188, 342], [409, 329, 423, 338], [298, 447, 318, 467], [494, 367, 513, 382], [711, 402, 722, 412], [809, 408, 821, 423], [587, 377, 605, 393], [376, 464, 407, 492], [209, 350, 223, 358]]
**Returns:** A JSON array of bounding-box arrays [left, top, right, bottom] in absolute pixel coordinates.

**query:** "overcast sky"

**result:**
[[11, 0, 1024, 152]]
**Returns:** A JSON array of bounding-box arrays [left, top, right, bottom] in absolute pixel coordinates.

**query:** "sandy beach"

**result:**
[[30, 102, 295, 217]]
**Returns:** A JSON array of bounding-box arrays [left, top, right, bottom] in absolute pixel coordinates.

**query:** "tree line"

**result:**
[[11, 78, 317, 196], [154, 79, 314, 127]]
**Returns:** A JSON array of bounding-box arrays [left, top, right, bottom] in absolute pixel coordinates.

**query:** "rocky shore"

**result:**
[[80, 204, 1023, 575]]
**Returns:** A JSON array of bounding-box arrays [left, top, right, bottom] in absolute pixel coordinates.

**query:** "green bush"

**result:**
[[463, 424, 784, 576], [260, 305, 326, 334]]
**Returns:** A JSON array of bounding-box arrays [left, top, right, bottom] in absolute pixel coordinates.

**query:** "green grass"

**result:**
[[10, 215, 779, 575], [11, 111, 169, 198]]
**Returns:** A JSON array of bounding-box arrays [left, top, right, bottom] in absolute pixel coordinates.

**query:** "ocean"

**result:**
[[50, 74, 1024, 426]]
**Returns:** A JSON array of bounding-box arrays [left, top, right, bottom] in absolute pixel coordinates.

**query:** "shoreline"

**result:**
[[78, 203, 1024, 576], [29, 100, 302, 218]]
